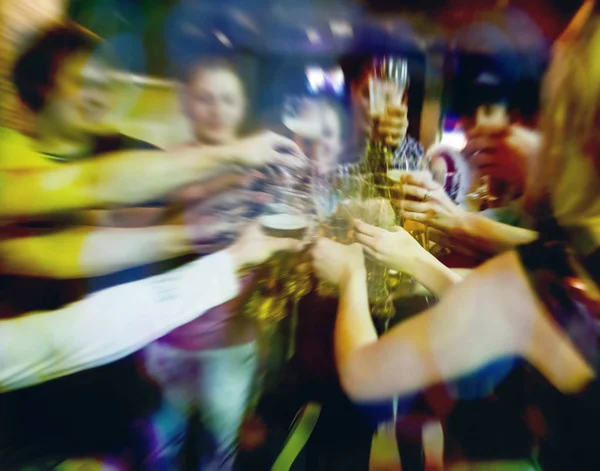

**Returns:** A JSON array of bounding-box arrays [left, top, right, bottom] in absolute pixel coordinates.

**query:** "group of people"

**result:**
[[2, 1, 600, 469]]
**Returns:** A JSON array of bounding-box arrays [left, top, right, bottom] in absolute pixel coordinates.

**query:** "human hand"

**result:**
[[377, 104, 409, 147], [227, 221, 303, 271], [463, 125, 540, 196], [230, 131, 308, 169], [311, 238, 365, 286], [353, 219, 427, 275], [394, 171, 468, 235]]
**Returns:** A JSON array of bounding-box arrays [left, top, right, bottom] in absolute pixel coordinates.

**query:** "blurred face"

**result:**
[[183, 68, 246, 145], [315, 105, 343, 173], [461, 103, 510, 138], [44, 52, 111, 136]]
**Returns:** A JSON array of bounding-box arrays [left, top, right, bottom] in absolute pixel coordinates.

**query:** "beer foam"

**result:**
[[263, 213, 308, 230]]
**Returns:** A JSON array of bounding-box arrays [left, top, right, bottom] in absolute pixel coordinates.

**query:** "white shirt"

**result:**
[[0, 250, 239, 391]]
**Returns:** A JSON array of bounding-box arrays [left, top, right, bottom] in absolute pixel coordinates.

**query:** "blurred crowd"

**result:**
[[1, 1, 600, 470]]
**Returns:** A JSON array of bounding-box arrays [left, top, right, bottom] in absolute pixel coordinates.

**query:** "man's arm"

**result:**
[[0, 225, 194, 278], [0, 250, 239, 391], [0, 131, 303, 220], [0, 146, 235, 219]]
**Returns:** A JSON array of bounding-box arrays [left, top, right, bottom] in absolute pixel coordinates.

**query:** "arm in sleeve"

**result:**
[[0, 226, 194, 278], [0, 250, 240, 391]]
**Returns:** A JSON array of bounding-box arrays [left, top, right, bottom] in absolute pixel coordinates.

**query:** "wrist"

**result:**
[[340, 262, 367, 288], [163, 226, 194, 257], [455, 210, 477, 240], [225, 243, 244, 274]]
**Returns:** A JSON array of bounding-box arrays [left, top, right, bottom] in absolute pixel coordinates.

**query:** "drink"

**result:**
[[283, 116, 322, 141], [386, 169, 430, 250], [262, 213, 309, 240], [318, 211, 354, 244], [282, 103, 323, 159]]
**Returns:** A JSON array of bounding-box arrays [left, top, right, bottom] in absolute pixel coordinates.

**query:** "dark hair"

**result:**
[[12, 23, 101, 112]]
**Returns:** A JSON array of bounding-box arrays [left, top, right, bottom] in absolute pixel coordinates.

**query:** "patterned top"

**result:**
[[392, 135, 425, 170]]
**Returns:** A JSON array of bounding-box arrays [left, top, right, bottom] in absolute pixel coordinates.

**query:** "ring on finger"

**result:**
[[423, 190, 432, 202]]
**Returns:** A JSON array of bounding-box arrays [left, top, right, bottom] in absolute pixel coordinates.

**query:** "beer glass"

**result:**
[[282, 95, 323, 163], [369, 57, 409, 145]]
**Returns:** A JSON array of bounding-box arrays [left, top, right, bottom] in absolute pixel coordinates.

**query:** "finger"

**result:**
[[399, 210, 428, 224], [396, 184, 429, 202], [354, 232, 377, 251], [272, 133, 305, 157], [397, 199, 431, 214], [466, 126, 509, 141], [383, 104, 408, 118], [398, 172, 439, 190], [384, 135, 402, 147], [271, 151, 309, 170], [353, 218, 381, 237], [362, 245, 382, 263], [463, 138, 499, 160]]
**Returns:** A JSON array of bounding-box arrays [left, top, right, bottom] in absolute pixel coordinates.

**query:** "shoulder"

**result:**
[[0, 127, 55, 171]]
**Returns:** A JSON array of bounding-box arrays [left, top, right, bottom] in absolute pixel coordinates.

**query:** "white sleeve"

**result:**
[[0, 250, 240, 391]]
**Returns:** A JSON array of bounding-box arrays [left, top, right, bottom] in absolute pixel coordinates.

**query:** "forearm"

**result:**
[[0, 250, 240, 391], [335, 268, 379, 392], [0, 146, 237, 219], [457, 212, 538, 255], [1, 226, 193, 278], [409, 252, 463, 297]]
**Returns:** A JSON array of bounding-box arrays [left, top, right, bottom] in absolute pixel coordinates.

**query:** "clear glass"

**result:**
[[369, 56, 409, 143], [282, 95, 324, 163]]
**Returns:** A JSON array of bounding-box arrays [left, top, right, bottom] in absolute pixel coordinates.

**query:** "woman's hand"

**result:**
[[227, 221, 302, 271], [230, 131, 308, 169], [396, 172, 468, 235], [354, 219, 428, 275], [463, 125, 540, 196], [311, 238, 366, 286]]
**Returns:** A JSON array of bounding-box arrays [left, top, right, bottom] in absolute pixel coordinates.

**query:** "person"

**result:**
[[0, 23, 303, 469], [348, 56, 424, 166], [314, 98, 347, 175], [394, 1, 598, 262], [143, 58, 268, 471], [312, 12, 600, 470]]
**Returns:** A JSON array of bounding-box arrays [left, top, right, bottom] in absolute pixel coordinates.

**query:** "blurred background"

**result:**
[[0, 0, 584, 149]]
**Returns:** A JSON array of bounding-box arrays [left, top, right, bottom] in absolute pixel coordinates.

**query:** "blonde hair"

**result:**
[[527, 16, 600, 227]]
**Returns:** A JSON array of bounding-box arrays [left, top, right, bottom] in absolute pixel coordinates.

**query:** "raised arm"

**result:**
[[354, 219, 462, 297], [311, 240, 594, 402], [0, 225, 194, 278], [0, 131, 302, 220], [0, 223, 300, 391], [397, 171, 537, 256]]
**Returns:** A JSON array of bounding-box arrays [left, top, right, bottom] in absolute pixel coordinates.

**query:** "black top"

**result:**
[[0, 134, 163, 468], [517, 233, 600, 470]]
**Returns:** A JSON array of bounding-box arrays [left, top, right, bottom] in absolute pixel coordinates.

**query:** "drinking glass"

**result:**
[[369, 57, 409, 145], [282, 95, 323, 162]]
